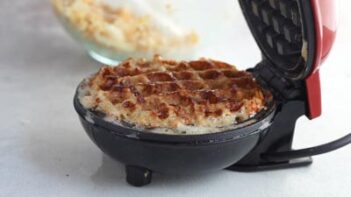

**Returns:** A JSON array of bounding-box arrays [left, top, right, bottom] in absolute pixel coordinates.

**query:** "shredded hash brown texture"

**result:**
[[79, 56, 272, 134]]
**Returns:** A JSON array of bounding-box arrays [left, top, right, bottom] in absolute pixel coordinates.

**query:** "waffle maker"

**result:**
[[73, 0, 351, 186]]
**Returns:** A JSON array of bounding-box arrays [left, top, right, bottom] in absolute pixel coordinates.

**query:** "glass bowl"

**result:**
[[52, 0, 200, 65]]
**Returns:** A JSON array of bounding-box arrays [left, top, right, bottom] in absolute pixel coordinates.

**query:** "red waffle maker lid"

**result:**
[[239, 0, 337, 119]]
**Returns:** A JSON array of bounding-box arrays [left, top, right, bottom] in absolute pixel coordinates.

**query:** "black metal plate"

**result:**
[[239, 0, 315, 80]]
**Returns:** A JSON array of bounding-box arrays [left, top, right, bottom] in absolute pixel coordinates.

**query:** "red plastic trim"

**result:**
[[306, 0, 337, 119], [306, 71, 321, 118]]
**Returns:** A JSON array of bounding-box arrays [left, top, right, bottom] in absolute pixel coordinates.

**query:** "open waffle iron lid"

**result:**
[[239, 0, 337, 119], [240, 0, 316, 79]]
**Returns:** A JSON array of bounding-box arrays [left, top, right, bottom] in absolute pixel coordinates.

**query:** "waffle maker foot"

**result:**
[[126, 165, 153, 187]]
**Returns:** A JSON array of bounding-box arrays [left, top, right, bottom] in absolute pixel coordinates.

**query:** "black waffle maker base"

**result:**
[[73, 0, 351, 187]]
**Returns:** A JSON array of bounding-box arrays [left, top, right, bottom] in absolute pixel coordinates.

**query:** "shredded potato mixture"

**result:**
[[79, 56, 272, 135]]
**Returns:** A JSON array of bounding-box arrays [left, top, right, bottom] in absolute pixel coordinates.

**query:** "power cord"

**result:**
[[262, 133, 351, 162]]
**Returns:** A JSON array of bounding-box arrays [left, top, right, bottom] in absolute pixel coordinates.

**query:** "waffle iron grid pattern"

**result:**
[[245, 0, 303, 59]]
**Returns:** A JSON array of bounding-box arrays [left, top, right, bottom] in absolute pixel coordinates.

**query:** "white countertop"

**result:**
[[1, 1, 351, 196]]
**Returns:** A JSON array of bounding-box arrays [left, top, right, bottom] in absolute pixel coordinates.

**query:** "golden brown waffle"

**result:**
[[79, 56, 271, 134]]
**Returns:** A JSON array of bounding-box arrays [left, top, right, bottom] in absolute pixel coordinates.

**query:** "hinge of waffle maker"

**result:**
[[227, 63, 312, 171], [251, 60, 304, 100]]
